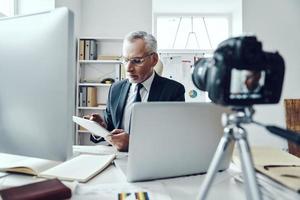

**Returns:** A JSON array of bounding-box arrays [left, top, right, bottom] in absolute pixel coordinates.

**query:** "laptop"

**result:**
[[114, 102, 233, 182]]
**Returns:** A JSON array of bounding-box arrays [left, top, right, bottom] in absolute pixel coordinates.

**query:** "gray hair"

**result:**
[[123, 31, 157, 53]]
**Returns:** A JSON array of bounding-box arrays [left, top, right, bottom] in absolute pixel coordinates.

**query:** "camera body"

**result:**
[[192, 36, 285, 106]]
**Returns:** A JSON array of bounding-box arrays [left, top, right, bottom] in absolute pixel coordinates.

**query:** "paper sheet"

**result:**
[[73, 116, 110, 138]]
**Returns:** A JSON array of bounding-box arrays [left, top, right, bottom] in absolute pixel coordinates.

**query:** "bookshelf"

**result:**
[[75, 37, 124, 145]]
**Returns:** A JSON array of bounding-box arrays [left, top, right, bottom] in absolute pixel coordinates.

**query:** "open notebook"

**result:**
[[0, 153, 116, 183]]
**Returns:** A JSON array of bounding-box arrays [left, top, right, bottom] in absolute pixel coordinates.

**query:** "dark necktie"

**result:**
[[134, 83, 143, 102]]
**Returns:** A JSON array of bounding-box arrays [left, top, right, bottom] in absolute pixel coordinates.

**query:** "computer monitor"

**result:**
[[0, 7, 75, 161]]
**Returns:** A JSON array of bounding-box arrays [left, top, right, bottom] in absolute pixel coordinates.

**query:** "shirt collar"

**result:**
[[131, 71, 155, 92]]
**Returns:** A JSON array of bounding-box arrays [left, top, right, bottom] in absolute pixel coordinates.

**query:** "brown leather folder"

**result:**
[[0, 178, 71, 200]]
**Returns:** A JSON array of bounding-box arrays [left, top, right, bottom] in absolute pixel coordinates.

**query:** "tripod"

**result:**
[[197, 107, 262, 200]]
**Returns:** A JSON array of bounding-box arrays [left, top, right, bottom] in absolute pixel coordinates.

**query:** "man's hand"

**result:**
[[84, 113, 107, 129], [106, 129, 129, 152]]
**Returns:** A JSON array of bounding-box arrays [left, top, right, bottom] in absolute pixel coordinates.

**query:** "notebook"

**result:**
[[0, 153, 59, 175], [115, 102, 233, 182], [0, 153, 116, 183]]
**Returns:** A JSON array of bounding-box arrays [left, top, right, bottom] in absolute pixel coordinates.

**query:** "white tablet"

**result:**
[[72, 116, 110, 138]]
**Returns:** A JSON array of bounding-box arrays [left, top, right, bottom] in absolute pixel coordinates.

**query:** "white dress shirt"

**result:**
[[121, 72, 155, 133]]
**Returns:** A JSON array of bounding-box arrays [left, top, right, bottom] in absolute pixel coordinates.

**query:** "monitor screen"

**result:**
[[0, 7, 75, 161]]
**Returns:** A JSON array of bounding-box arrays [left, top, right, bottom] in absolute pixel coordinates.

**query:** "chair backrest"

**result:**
[[154, 59, 163, 75], [284, 99, 300, 157]]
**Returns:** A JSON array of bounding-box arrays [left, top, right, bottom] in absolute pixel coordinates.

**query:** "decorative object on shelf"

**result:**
[[101, 78, 115, 84]]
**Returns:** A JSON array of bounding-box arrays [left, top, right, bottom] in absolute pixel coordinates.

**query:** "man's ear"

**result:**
[[151, 53, 159, 67]]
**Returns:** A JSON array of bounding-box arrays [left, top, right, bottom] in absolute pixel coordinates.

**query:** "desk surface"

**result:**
[[0, 146, 246, 200]]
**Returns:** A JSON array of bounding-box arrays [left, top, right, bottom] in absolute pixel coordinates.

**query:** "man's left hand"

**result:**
[[107, 129, 129, 152]]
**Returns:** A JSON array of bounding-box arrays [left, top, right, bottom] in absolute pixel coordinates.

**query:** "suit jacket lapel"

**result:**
[[115, 80, 131, 128], [148, 73, 162, 102]]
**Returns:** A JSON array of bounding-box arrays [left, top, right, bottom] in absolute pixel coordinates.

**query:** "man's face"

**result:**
[[245, 71, 261, 91], [122, 39, 158, 83]]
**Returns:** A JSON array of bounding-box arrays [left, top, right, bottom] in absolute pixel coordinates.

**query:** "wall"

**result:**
[[80, 0, 152, 38], [242, 0, 300, 149], [55, 0, 81, 37]]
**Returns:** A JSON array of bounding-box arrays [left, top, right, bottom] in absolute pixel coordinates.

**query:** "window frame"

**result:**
[[153, 12, 232, 52], [0, 0, 17, 17]]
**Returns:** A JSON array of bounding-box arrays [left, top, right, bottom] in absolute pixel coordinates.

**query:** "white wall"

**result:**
[[55, 0, 81, 37], [80, 0, 152, 38], [242, 0, 300, 149]]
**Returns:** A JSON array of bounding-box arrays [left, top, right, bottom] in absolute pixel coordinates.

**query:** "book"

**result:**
[[84, 40, 90, 60], [87, 87, 97, 107], [39, 154, 116, 183], [0, 153, 59, 176], [79, 91, 83, 107], [97, 55, 121, 60], [0, 153, 116, 183], [89, 39, 97, 60], [79, 39, 85, 60], [81, 87, 87, 107], [0, 178, 71, 200]]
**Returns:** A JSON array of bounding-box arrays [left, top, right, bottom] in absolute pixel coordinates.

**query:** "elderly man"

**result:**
[[89, 31, 185, 151]]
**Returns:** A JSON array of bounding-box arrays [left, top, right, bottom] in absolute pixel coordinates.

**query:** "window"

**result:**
[[0, 0, 55, 17], [0, 0, 15, 17], [154, 14, 231, 51], [16, 0, 54, 15]]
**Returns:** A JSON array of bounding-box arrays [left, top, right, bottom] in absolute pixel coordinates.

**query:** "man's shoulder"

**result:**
[[110, 79, 128, 90], [155, 74, 184, 89]]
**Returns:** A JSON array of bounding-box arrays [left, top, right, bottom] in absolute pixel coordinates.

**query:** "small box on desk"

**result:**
[[0, 179, 71, 200]]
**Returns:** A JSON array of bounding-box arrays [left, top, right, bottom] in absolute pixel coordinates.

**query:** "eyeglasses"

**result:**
[[122, 53, 154, 66]]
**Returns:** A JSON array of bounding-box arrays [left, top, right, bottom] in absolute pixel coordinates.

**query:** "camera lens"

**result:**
[[192, 58, 212, 92]]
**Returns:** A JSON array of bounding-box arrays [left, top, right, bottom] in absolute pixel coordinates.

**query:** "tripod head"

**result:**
[[222, 107, 254, 126], [222, 106, 300, 145]]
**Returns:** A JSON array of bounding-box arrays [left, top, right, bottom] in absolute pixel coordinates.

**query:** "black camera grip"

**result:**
[[266, 126, 300, 145]]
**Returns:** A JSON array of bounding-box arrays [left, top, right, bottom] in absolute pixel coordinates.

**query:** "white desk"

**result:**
[[0, 153, 246, 200], [0, 165, 245, 200]]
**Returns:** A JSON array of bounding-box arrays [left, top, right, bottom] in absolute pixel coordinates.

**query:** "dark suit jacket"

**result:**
[[91, 73, 185, 143], [105, 73, 185, 131]]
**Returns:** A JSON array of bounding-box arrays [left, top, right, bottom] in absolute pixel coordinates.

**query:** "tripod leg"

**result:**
[[236, 128, 262, 200], [197, 129, 233, 200]]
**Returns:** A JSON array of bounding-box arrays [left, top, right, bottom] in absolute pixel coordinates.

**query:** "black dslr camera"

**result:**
[[192, 36, 285, 106]]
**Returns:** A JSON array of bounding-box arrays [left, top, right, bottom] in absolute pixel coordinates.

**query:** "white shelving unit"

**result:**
[[75, 37, 124, 145]]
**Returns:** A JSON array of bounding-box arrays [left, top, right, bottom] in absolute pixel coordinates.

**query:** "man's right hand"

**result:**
[[84, 113, 107, 129]]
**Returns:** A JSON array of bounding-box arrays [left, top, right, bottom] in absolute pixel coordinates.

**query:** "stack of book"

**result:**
[[79, 39, 97, 60], [79, 86, 97, 107]]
